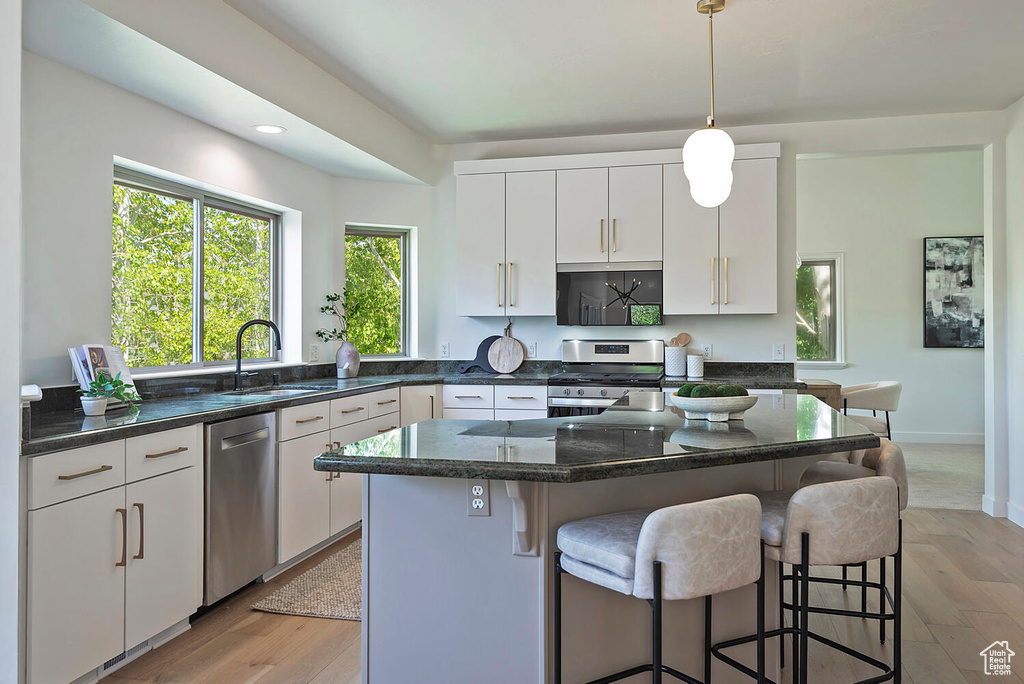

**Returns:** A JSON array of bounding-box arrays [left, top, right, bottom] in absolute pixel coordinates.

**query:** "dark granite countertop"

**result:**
[[313, 393, 878, 483], [663, 376, 807, 390]]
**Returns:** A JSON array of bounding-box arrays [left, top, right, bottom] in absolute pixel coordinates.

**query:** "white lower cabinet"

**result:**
[[442, 408, 496, 420], [278, 432, 333, 564], [329, 469, 362, 536], [400, 384, 441, 426], [28, 487, 126, 684], [494, 409, 548, 420]]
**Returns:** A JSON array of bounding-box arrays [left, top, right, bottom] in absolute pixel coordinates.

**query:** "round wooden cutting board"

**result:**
[[488, 335, 525, 374]]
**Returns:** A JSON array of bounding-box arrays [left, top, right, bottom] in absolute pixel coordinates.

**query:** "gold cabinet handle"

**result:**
[[600, 219, 605, 253], [377, 426, 398, 433], [145, 446, 187, 459], [454, 395, 483, 399], [496, 262, 503, 307], [711, 257, 716, 305], [377, 399, 397, 405], [325, 444, 334, 480], [340, 407, 364, 415], [612, 218, 617, 252], [116, 508, 127, 567], [58, 464, 113, 481], [429, 395, 435, 419], [724, 256, 729, 305], [507, 396, 535, 400], [508, 262, 515, 307], [295, 416, 324, 425], [132, 503, 145, 560]]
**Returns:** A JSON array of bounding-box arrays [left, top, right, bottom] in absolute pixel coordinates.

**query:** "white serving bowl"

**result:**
[[667, 393, 758, 422]]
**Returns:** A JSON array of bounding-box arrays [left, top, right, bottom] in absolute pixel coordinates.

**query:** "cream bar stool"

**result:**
[[799, 439, 908, 644], [713, 478, 902, 684], [554, 494, 765, 684], [841, 381, 902, 440]]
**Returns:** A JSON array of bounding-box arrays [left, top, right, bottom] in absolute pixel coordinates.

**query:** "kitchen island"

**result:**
[[314, 393, 878, 684]]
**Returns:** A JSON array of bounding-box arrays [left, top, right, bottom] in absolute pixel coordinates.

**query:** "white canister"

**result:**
[[665, 347, 688, 377], [687, 354, 705, 379]]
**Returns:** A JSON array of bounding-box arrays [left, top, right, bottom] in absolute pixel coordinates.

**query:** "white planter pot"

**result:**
[[80, 396, 108, 416]]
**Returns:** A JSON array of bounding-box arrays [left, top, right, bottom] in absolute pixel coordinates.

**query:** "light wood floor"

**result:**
[[110, 509, 1024, 684]]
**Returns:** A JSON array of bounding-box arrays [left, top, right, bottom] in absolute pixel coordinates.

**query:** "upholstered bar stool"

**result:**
[[799, 439, 908, 643], [841, 382, 902, 439], [554, 494, 765, 684], [712, 478, 902, 684]]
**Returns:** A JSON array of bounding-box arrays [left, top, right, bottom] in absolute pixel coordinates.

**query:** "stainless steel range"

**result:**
[[547, 340, 665, 417]]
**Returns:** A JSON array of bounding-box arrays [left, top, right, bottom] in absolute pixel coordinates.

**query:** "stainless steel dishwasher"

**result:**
[[204, 412, 277, 605]]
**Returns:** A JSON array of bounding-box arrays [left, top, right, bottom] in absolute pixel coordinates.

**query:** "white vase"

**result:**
[[80, 396, 108, 416], [336, 341, 360, 378]]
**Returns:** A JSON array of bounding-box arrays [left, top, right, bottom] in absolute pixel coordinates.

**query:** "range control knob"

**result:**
[[621, 388, 629, 396], [599, 389, 608, 397], [577, 389, 585, 396], [563, 388, 571, 396]]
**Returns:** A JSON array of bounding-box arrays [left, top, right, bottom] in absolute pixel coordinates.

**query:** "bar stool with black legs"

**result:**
[[711, 477, 902, 684], [798, 439, 909, 647], [554, 494, 766, 684]]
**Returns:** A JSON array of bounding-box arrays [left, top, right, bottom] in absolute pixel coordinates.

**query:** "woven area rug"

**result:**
[[253, 539, 361, 620], [901, 442, 984, 511]]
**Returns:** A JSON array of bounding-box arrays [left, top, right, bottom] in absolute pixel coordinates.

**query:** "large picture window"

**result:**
[[112, 169, 279, 370], [344, 227, 408, 356], [796, 253, 844, 364]]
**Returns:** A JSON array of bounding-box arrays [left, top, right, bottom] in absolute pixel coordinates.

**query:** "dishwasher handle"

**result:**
[[220, 427, 272, 450]]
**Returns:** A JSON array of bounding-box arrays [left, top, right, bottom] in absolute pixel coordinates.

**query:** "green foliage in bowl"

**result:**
[[690, 385, 719, 398], [716, 384, 749, 397], [675, 384, 697, 397]]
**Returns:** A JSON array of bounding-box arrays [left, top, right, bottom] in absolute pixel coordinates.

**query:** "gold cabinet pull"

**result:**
[[116, 508, 127, 567], [429, 394, 435, 419], [454, 395, 483, 399], [507, 396, 535, 400], [508, 262, 515, 307], [340, 407, 364, 415], [132, 503, 145, 560], [377, 399, 397, 405], [496, 262, 503, 307], [58, 464, 113, 481], [711, 257, 716, 305], [724, 256, 729, 305], [600, 219, 605, 253], [612, 218, 617, 252], [145, 446, 187, 459], [325, 444, 335, 480], [377, 426, 398, 433], [295, 415, 324, 425]]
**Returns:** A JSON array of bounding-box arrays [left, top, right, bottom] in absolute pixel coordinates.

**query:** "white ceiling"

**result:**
[[227, 0, 1024, 143]]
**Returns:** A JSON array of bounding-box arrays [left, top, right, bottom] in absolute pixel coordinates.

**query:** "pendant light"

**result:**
[[682, 0, 735, 208]]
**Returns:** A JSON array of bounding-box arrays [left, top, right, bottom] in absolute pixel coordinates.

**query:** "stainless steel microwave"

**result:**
[[555, 262, 663, 326]]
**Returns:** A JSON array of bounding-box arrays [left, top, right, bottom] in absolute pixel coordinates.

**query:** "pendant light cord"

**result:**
[[708, 9, 716, 127]]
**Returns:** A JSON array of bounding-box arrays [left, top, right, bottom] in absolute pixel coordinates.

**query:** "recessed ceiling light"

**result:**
[[253, 124, 287, 134]]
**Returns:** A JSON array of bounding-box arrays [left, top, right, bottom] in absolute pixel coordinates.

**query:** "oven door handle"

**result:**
[[547, 397, 621, 408]]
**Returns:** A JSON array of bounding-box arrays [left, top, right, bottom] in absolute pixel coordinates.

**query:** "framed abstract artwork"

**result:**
[[923, 236, 984, 348]]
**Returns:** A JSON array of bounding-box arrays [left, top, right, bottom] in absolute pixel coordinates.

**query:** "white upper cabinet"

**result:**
[[718, 158, 778, 314], [608, 165, 663, 262], [456, 173, 506, 316], [556, 167, 608, 263], [505, 171, 555, 315], [663, 163, 720, 315]]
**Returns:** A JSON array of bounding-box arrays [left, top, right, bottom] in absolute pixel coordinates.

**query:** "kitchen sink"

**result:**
[[225, 386, 322, 397]]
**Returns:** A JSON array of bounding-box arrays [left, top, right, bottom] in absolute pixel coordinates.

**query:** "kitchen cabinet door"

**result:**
[[556, 167, 608, 263], [718, 158, 778, 314], [27, 487, 126, 684], [456, 173, 507, 316], [330, 472, 362, 536], [125, 467, 201, 648], [505, 171, 556, 315], [662, 163, 721, 315], [278, 433, 332, 563], [608, 165, 663, 262], [400, 385, 440, 426]]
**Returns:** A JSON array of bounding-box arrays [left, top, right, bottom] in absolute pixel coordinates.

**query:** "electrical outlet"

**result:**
[[526, 342, 537, 358], [772, 343, 785, 361], [440, 342, 450, 358], [309, 344, 320, 363], [467, 480, 490, 516], [701, 343, 713, 359]]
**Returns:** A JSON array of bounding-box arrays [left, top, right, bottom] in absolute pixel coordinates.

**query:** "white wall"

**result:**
[[21, 53, 337, 387], [1, 0, 22, 679], [796, 151, 985, 443], [1006, 94, 1024, 527]]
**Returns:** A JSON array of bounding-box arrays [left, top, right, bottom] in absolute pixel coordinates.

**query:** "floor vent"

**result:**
[[100, 640, 150, 675]]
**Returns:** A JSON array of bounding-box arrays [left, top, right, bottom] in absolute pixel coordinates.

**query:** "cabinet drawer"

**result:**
[[330, 414, 401, 451], [442, 385, 494, 409], [279, 401, 332, 441], [442, 408, 495, 421], [28, 441, 126, 510], [126, 425, 201, 483], [495, 386, 546, 410], [330, 394, 372, 429], [367, 388, 401, 418], [494, 409, 548, 421]]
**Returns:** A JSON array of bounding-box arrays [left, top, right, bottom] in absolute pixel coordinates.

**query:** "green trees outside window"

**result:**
[[112, 178, 276, 369], [344, 231, 405, 355], [796, 260, 836, 361]]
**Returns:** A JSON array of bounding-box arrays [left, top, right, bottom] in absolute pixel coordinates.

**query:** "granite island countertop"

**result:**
[[313, 392, 876, 483]]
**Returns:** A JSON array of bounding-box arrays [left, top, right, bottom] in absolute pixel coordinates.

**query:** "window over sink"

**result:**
[[112, 168, 280, 370]]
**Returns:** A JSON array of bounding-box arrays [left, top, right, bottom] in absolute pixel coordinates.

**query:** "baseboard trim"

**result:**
[[890, 431, 984, 445], [1008, 502, 1024, 531], [983, 495, 1008, 518]]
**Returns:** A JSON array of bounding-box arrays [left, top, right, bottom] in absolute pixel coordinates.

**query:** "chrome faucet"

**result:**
[[234, 319, 282, 391]]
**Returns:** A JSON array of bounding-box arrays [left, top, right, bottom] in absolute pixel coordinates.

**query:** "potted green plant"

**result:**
[[78, 372, 141, 416], [316, 290, 360, 378]]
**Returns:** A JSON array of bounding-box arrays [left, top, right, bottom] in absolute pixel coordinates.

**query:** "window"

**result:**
[[112, 169, 279, 370], [344, 227, 408, 356], [796, 253, 844, 364]]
